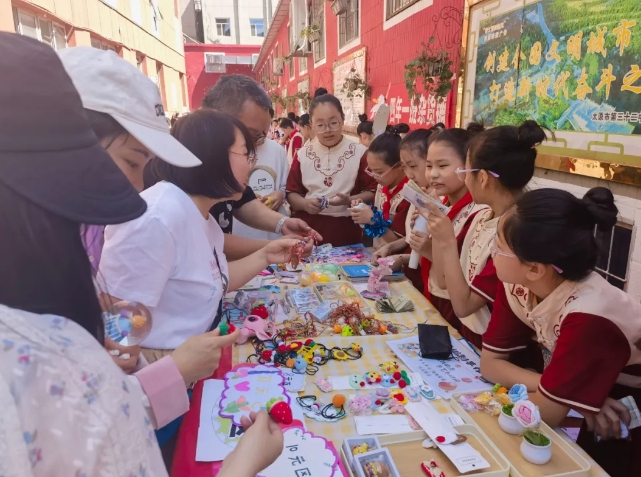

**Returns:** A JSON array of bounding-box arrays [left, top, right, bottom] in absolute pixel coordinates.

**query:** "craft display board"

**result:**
[[387, 336, 493, 399], [461, 0, 641, 166], [451, 393, 590, 477], [340, 428, 509, 477], [333, 47, 367, 134]]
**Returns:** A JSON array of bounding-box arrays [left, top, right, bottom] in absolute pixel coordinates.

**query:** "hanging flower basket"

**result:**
[[300, 24, 322, 44], [340, 67, 371, 99], [331, 0, 348, 15], [404, 40, 454, 103]]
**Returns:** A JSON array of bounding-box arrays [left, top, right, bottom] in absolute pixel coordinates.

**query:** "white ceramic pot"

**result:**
[[520, 435, 552, 465], [498, 409, 524, 435]]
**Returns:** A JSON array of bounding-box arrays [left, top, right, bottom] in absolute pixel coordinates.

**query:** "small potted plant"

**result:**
[[300, 24, 321, 43], [341, 67, 371, 99], [498, 404, 524, 435], [331, 0, 348, 15], [513, 400, 552, 465]]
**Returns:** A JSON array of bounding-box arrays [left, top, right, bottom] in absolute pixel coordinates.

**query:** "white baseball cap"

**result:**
[[58, 47, 200, 167]]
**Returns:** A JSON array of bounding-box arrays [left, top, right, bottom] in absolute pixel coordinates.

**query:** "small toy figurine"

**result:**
[[352, 443, 369, 455], [420, 460, 445, 477], [379, 361, 399, 373], [364, 371, 382, 385]]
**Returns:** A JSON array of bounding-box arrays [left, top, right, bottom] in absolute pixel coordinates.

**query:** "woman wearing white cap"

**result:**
[[57, 47, 247, 433]]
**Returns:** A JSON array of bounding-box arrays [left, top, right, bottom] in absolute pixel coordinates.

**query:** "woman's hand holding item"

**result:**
[[171, 328, 241, 386], [329, 192, 351, 207], [105, 338, 141, 374], [263, 238, 303, 265], [584, 397, 632, 440], [219, 411, 284, 477]]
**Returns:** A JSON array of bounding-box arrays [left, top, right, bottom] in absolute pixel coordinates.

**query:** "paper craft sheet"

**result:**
[[219, 364, 290, 426], [196, 379, 307, 462], [387, 336, 493, 399], [258, 427, 341, 477]]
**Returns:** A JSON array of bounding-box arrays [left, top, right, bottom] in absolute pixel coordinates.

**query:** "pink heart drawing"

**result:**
[[234, 381, 250, 392]]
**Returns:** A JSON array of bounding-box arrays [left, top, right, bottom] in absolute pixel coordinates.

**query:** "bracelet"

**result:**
[[363, 206, 391, 238], [275, 216, 288, 234]]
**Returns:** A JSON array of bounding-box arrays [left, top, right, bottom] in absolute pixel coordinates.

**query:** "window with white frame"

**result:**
[[216, 18, 231, 36], [250, 18, 264, 37], [311, 0, 325, 62], [299, 57, 307, 74], [339, 0, 359, 49], [204, 53, 226, 73], [13, 8, 68, 50], [595, 222, 632, 290], [386, 0, 421, 19]]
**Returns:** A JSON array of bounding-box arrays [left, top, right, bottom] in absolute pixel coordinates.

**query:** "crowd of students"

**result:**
[[1, 31, 639, 477]]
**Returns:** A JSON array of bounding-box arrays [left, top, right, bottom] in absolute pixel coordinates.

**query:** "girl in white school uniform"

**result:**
[[481, 187, 641, 477], [419, 121, 545, 349], [286, 94, 377, 246]]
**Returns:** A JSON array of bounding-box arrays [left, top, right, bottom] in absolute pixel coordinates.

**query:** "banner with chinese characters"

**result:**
[[461, 0, 641, 165], [369, 84, 449, 130]]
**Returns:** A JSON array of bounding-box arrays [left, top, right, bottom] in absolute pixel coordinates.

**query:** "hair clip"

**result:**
[[406, 386, 422, 402], [314, 378, 333, 393], [348, 394, 373, 416]]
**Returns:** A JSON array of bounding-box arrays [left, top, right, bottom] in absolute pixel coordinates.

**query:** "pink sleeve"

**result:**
[[134, 356, 189, 428]]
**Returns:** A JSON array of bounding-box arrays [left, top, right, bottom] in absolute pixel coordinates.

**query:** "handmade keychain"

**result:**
[[296, 395, 346, 422]]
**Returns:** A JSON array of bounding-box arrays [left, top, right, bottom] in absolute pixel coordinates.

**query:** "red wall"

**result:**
[[185, 44, 261, 110], [254, 0, 465, 127]]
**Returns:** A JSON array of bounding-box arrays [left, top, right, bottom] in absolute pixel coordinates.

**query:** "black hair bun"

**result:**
[[517, 120, 547, 149], [358, 114, 368, 123], [581, 187, 618, 232], [466, 121, 485, 135]]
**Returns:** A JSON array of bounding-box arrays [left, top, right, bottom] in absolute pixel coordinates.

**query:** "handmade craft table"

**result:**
[[170, 279, 609, 477]]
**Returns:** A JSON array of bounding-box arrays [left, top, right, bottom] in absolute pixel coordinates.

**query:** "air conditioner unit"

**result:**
[[205, 53, 226, 73], [236, 56, 252, 65], [223, 56, 238, 64]]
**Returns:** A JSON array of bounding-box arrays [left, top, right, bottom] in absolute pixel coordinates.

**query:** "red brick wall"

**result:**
[[185, 44, 261, 110], [255, 0, 465, 127]]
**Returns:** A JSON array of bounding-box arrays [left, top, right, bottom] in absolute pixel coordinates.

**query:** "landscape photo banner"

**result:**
[[462, 0, 641, 165]]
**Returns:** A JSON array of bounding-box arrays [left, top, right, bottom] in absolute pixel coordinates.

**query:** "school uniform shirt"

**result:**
[[234, 138, 290, 240], [287, 131, 304, 164], [0, 304, 167, 477], [484, 272, 641, 413], [210, 186, 256, 234], [457, 208, 501, 334], [286, 136, 376, 245], [99, 181, 228, 350]]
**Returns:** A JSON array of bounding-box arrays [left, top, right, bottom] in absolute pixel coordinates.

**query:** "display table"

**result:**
[[170, 279, 609, 477]]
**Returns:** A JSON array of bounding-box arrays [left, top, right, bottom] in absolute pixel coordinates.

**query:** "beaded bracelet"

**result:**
[[363, 206, 391, 238]]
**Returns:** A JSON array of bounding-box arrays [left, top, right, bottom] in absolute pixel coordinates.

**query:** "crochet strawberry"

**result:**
[[268, 399, 293, 425], [251, 304, 269, 319]]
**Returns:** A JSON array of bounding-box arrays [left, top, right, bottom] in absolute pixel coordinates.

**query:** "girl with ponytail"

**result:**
[[481, 186, 641, 476], [417, 120, 545, 348]]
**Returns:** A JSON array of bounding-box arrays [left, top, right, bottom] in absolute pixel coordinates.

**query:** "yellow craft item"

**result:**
[[473, 392, 494, 406], [318, 274, 330, 282], [495, 393, 512, 406], [130, 315, 147, 329]]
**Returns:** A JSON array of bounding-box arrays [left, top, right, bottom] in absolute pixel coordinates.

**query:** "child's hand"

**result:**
[[371, 243, 391, 265], [409, 208, 419, 229], [220, 411, 284, 477], [407, 230, 433, 258], [420, 201, 455, 244], [301, 198, 322, 215], [350, 205, 374, 224], [329, 193, 351, 207], [584, 397, 631, 440], [105, 338, 140, 375]]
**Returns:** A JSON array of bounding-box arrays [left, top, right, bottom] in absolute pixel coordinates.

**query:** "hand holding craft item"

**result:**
[[267, 398, 293, 425], [368, 257, 395, 293], [103, 300, 152, 345]]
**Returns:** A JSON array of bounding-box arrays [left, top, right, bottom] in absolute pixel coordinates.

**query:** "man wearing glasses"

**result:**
[[201, 75, 320, 256]]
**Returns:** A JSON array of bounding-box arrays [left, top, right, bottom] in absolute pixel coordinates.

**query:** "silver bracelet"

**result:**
[[275, 216, 288, 234]]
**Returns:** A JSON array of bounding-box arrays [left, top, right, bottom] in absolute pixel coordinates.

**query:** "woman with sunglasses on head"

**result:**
[[350, 127, 409, 249], [418, 121, 545, 348], [100, 109, 299, 364], [481, 187, 641, 477], [286, 94, 377, 246], [406, 125, 487, 343]]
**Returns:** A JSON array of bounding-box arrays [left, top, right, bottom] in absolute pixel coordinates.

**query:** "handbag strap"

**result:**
[[208, 248, 229, 331]]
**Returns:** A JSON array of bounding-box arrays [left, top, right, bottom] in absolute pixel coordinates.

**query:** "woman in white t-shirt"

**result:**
[[100, 110, 299, 362]]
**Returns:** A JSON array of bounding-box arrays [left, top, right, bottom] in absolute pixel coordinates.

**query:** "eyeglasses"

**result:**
[[230, 150, 258, 168], [313, 121, 341, 133], [455, 167, 500, 182], [365, 162, 401, 180], [490, 239, 563, 274]]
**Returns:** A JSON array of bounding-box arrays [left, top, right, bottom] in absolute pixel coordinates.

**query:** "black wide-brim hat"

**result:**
[[0, 33, 146, 225]]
